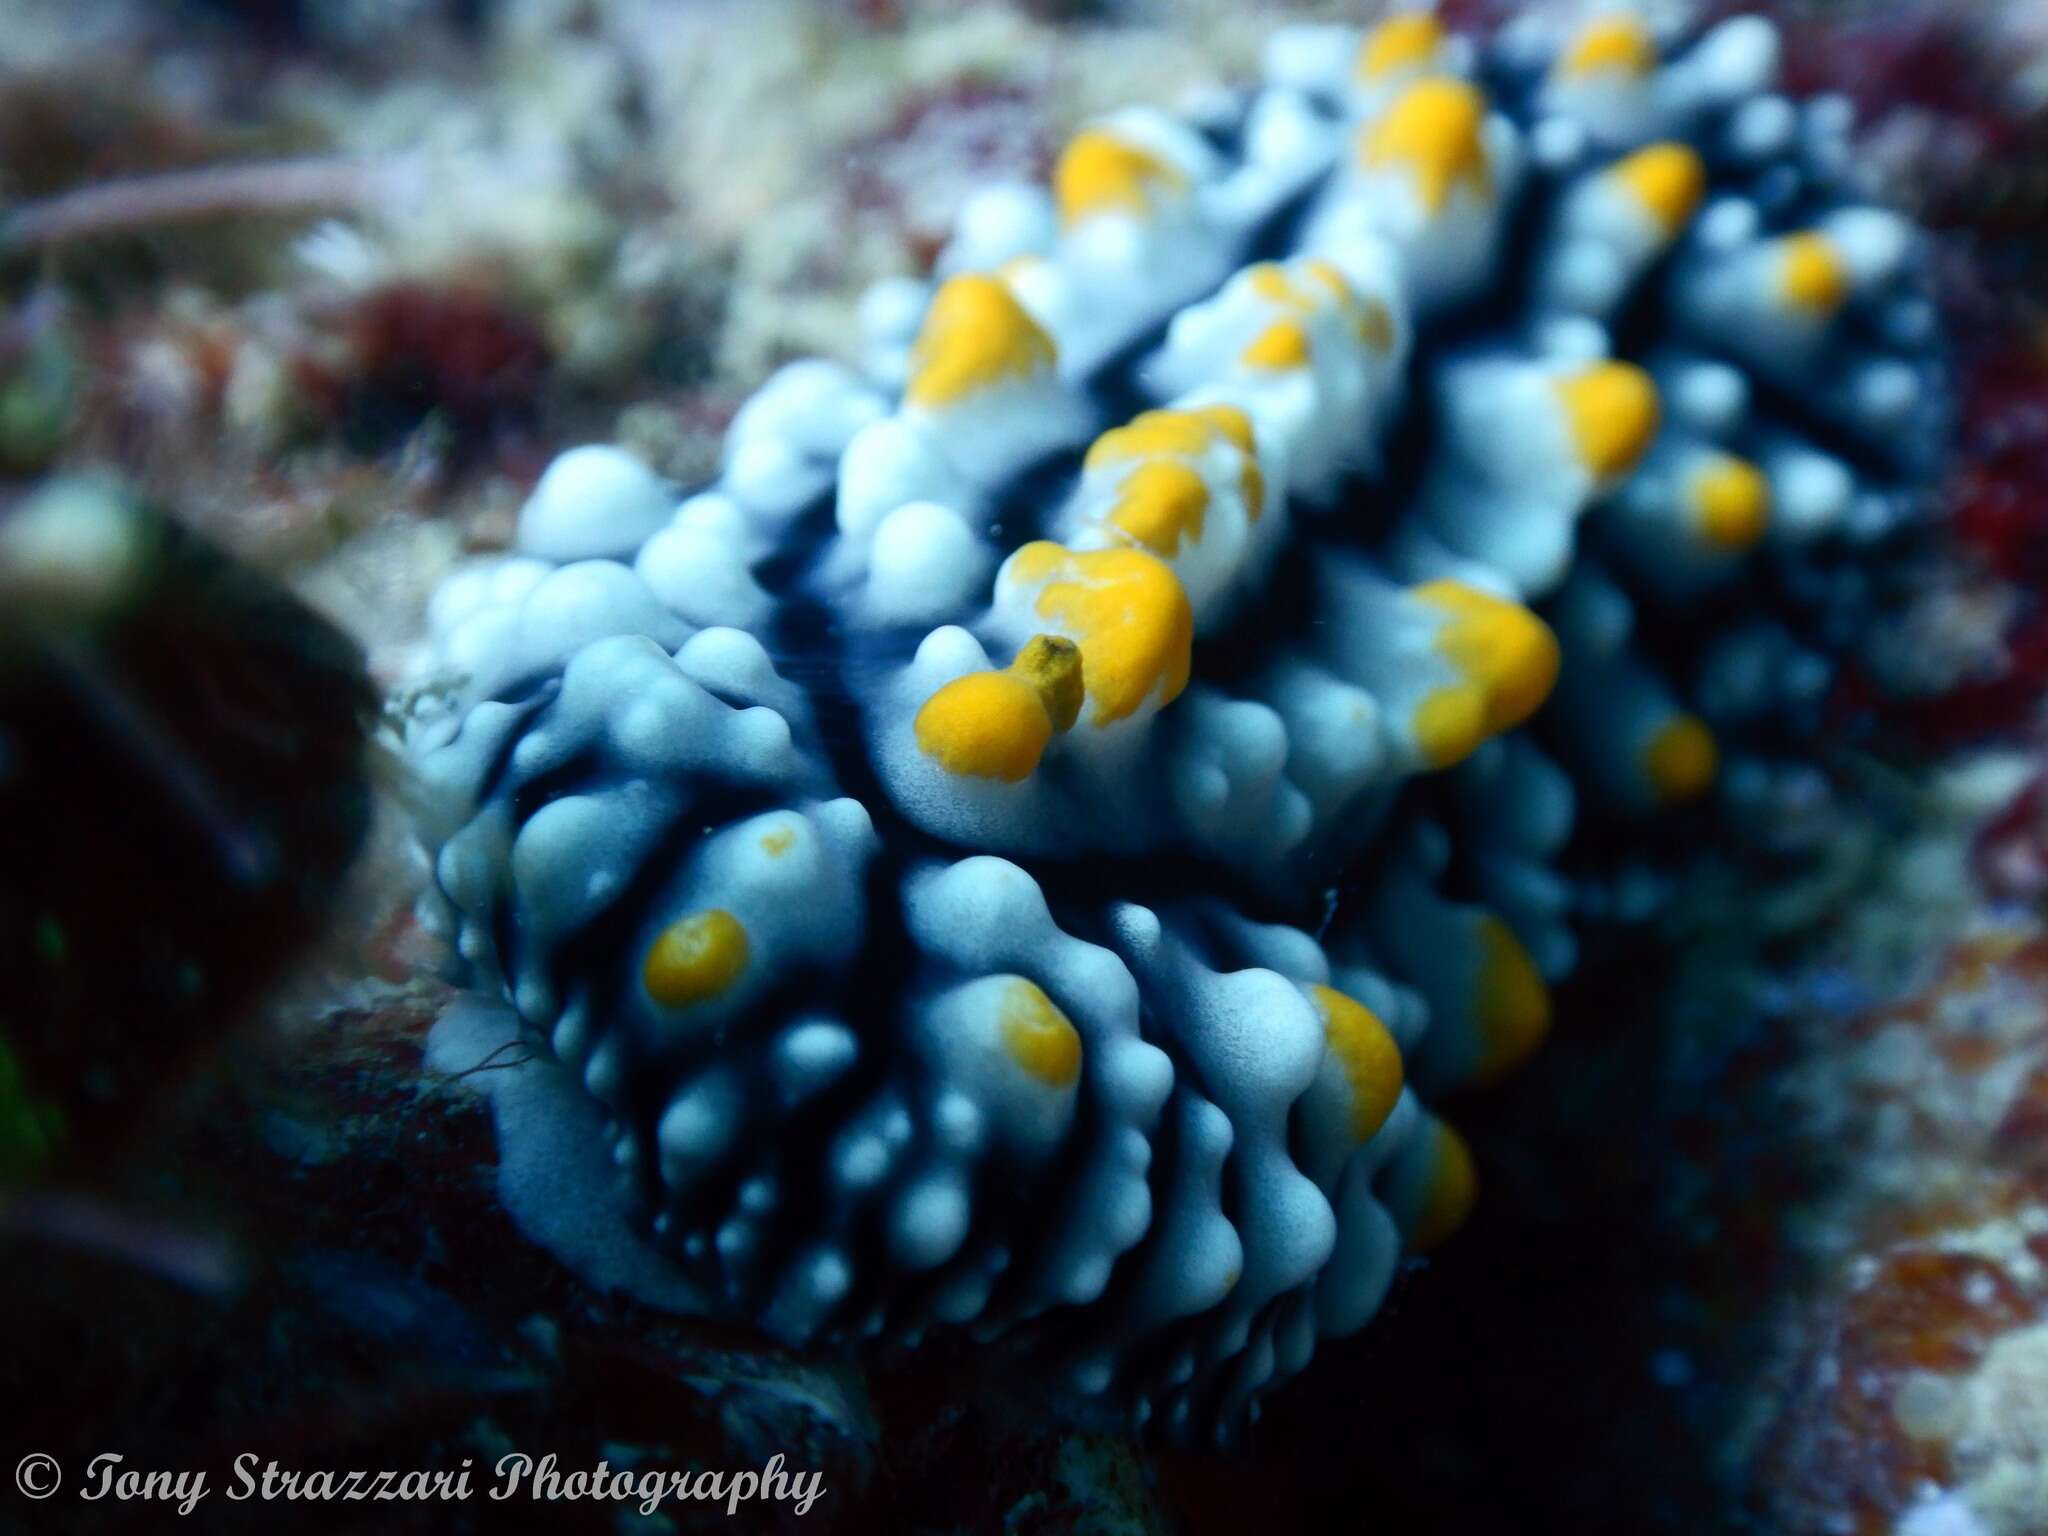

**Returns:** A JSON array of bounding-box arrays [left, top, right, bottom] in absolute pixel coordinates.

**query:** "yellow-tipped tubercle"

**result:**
[[1778, 231, 1850, 316], [1555, 361, 1661, 480], [1311, 984, 1404, 1142], [1473, 915, 1551, 1080], [1361, 76, 1491, 214], [1357, 12, 1445, 81], [1410, 582, 1562, 768], [1644, 713, 1718, 804], [1691, 454, 1772, 550], [999, 977, 1085, 1087], [905, 274, 1056, 410], [1413, 1121, 1478, 1249], [1007, 543, 1194, 725], [644, 909, 750, 1009], [1054, 128, 1187, 228], [914, 634, 1084, 783], [1555, 14, 1657, 79], [1611, 142, 1705, 236]]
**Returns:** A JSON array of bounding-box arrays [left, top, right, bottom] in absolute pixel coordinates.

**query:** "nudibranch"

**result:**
[[403, 4, 1943, 1439]]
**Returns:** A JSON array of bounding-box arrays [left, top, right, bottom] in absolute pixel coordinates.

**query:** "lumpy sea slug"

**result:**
[[403, 4, 1943, 1439]]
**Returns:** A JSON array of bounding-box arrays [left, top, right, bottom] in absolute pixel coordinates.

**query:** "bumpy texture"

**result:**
[[402, 6, 1943, 1437]]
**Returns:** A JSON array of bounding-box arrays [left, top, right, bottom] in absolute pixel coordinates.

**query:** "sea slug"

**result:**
[[402, 4, 1943, 1438]]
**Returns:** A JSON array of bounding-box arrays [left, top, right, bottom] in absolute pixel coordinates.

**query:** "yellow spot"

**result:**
[[1303, 256, 1351, 299], [1361, 76, 1491, 213], [1006, 543, 1193, 725], [1474, 915, 1551, 1079], [1109, 459, 1209, 556], [1357, 12, 1444, 81], [643, 909, 749, 1009], [913, 633, 1083, 782], [1241, 319, 1311, 371], [1555, 361, 1660, 480], [915, 672, 1050, 782], [1555, 14, 1657, 79], [905, 274, 1056, 409], [1084, 406, 1263, 524], [1610, 142, 1704, 236], [1412, 1121, 1478, 1249], [1778, 231, 1850, 316], [1644, 713, 1718, 804], [1690, 454, 1771, 550], [999, 977, 1083, 1088], [760, 826, 797, 857], [1411, 582, 1562, 767], [1247, 261, 1300, 306], [1054, 128, 1187, 228], [1311, 984, 1404, 1142]]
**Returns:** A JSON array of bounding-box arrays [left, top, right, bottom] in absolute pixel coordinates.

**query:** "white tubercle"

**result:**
[[515, 444, 677, 563], [721, 360, 889, 522], [864, 500, 992, 628], [635, 493, 774, 631]]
